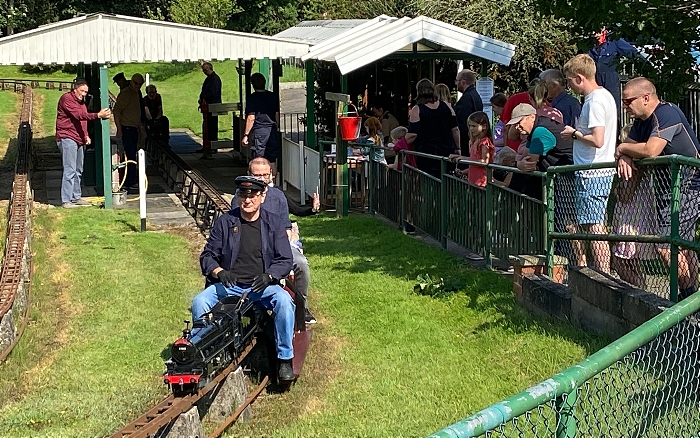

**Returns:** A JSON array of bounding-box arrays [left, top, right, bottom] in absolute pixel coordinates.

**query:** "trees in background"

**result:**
[[537, 0, 700, 101], [3, 0, 700, 100]]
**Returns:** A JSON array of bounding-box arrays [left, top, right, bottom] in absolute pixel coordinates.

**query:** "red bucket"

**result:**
[[338, 104, 362, 140]]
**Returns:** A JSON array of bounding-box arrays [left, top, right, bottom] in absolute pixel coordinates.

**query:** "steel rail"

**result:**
[[109, 337, 259, 438], [0, 83, 34, 363]]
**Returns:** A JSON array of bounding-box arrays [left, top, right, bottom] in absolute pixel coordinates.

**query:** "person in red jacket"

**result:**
[[55, 79, 111, 208]]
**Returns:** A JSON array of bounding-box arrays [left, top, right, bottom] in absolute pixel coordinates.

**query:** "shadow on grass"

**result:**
[[301, 215, 607, 355]]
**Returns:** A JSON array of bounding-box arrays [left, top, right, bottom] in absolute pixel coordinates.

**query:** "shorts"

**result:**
[[656, 187, 700, 245], [574, 171, 613, 225]]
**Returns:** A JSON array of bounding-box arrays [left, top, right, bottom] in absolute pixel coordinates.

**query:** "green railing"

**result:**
[[428, 291, 700, 437], [367, 150, 547, 267], [424, 154, 700, 437]]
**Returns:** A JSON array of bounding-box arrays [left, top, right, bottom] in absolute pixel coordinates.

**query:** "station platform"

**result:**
[[36, 129, 250, 229]]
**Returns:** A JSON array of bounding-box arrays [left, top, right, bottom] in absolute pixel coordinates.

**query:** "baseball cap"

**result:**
[[131, 73, 145, 84], [506, 103, 537, 126]]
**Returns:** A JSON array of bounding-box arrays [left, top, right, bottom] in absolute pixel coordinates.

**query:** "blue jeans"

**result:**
[[292, 245, 310, 309], [57, 138, 84, 204], [191, 283, 295, 360]]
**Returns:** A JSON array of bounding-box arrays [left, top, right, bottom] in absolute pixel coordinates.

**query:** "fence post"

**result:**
[[400, 151, 406, 231], [440, 159, 447, 249], [368, 150, 375, 216], [670, 157, 681, 302], [546, 171, 555, 278], [555, 389, 578, 438], [485, 166, 493, 269]]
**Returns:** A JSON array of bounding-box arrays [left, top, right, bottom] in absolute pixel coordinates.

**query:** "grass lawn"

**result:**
[[0, 61, 305, 138], [0, 210, 605, 437], [0, 209, 205, 437], [0, 89, 20, 167]]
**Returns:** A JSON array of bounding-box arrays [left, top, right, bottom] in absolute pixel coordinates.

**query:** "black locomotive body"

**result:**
[[164, 296, 259, 396]]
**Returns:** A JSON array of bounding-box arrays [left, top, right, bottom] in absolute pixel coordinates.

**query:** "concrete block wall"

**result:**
[[513, 257, 674, 340]]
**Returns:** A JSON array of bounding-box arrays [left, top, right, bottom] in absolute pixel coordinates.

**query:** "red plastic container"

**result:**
[[338, 104, 361, 140]]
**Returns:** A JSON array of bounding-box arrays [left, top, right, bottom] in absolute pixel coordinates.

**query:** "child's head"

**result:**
[[435, 83, 451, 103], [467, 111, 492, 140], [364, 116, 382, 143], [490, 92, 507, 116], [390, 126, 408, 141], [494, 146, 516, 167], [620, 123, 633, 143]]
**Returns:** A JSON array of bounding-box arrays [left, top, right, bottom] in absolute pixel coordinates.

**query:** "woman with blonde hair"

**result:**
[[435, 83, 453, 107]]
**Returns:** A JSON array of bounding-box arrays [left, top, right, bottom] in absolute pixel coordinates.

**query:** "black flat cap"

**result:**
[[235, 175, 267, 194], [112, 72, 126, 83]]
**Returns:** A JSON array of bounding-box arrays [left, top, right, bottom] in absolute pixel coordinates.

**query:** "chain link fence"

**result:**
[[548, 157, 700, 302], [428, 293, 700, 438]]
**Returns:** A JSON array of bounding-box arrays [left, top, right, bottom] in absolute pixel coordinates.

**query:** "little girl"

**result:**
[[465, 111, 495, 187], [359, 116, 387, 165], [387, 126, 416, 171]]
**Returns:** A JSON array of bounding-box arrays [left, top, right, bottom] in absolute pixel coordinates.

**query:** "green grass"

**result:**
[[0, 90, 20, 167], [0, 211, 605, 438], [0, 61, 305, 138], [0, 209, 203, 437], [232, 215, 605, 437]]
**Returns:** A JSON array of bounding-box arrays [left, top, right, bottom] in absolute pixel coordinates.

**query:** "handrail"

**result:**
[[428, 291, 700, 438]]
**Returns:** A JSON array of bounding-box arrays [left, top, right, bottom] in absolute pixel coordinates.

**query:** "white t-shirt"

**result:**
[[573, 87, 617, 165]]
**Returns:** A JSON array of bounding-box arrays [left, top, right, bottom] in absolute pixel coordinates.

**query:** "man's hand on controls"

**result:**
[[217, 270, 238, 288], [252, 273, 274, 293]]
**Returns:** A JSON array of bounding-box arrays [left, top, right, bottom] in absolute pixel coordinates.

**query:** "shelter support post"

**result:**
[[259, 58, 271, 90], [341, 75, 349, 216], [305, 60, 316, 150], [325, 91, 350, 217], [100, 65, 112, 209]]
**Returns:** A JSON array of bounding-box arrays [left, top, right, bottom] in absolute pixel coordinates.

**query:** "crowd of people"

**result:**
[[355, 53, 700, 297]]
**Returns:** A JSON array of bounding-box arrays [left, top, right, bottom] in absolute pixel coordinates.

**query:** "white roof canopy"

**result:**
[[296, 15, 516, 75], [0, 13, 310, 65]]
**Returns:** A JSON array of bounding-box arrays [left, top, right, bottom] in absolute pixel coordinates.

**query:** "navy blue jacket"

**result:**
[[454, 84, 484, 151], [199, 71, 222, 104], [200, 207, 293, 285]]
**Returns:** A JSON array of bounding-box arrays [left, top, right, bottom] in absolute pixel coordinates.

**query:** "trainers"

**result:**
[[278, 359, 294, 381], [62, 202, 79, 208], [305, 309, 317, 324], [72, 198, 92, 206]]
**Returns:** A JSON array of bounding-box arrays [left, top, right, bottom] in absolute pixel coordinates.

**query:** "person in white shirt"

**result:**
[[561, 54, 617, 273]]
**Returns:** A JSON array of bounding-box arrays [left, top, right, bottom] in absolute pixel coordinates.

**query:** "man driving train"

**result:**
[[190, 176, 296, 381]]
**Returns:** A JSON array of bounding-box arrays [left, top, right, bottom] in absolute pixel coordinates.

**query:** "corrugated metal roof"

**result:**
[[0, 13, 310, 65], [274, 18, 373, 45], [300, 15, 516, 74]]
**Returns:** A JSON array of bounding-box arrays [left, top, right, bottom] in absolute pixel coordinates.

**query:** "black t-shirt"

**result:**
[[628, 102, 700, 158], [629, 102, 700, 189], [230, 217, 264, 284], [245, 90, 279, 128]]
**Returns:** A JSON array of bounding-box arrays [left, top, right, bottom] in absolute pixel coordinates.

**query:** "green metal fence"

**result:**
[[428, 292, 700, 438], [545, 156, 700, 302], [368, 150, 547, 267], [419, 154, 700, 438]]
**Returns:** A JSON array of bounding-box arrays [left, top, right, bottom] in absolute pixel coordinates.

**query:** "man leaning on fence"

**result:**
[[616, 77, 700, 300], [561, 54, 617, 274]]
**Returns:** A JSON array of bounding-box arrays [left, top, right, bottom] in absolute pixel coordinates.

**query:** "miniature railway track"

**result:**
[[0, 83, 34, 362], [110, 339, 260, 438], [145, 138, 232, 232]]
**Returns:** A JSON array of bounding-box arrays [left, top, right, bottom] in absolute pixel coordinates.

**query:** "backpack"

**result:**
[[529, 115, 574, 170]]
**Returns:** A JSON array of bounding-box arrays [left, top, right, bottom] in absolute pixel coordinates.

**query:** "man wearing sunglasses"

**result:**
[[191, 175, 296, 381], [616, 77, 700, 300]]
